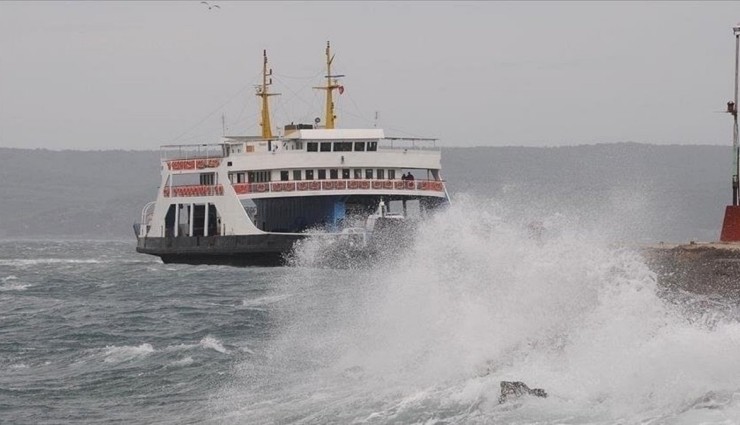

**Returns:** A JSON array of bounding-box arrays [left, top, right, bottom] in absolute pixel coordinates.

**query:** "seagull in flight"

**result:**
[[201, 1, 220, 10]]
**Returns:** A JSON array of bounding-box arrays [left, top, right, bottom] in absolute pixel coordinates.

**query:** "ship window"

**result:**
[[320, 142, 332, 152], [293, 170, 302, 180], [388, 169, 396, 180], [238, 172, 246, 183], [280, 171, 289, 181], [377, 169, 385, 180], [367, 141, 377, 151], [330, 169, 338, 179], [333, 142, 352, 152], [353, 169, 362, 179], [307, 142, 318, 152], [318, 169, 326, 180], [249, 171, 271, 183], [342, 169, 350, 179], [365, 169, 374, 179], [306, 169, 314, 180], [354, 141, 365, 152], [200, 173, 215, 185], [227, 161, 232, 166], [295, 142, 303, 150]]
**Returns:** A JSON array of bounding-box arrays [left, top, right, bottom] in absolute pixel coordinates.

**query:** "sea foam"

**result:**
[[0, 276, 30, 291], [217, 197, 740, 423], [103, 343, 155, 363], [200, 336, 229, 354]]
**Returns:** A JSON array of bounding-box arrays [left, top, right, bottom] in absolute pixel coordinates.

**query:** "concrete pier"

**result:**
[[639, 242, 740, 296]]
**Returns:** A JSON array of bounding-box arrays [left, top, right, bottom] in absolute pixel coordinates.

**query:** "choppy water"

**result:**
[[2, 200, 740, 424]]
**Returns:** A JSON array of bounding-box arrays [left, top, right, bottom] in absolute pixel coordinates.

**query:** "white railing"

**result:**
[[382, 137, 438, 150], [160, 143, 226, 161], [135, 201, 157, 237]]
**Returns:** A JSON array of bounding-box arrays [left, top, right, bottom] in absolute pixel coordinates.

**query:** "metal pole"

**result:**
[[204, 203, 209, 237], [189, 203, 194, 237], [174, 204, 180, 237], [734, 26, 740, 205]]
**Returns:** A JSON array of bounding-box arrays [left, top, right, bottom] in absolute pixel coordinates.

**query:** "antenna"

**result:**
[[221, 113, 226, 136], [374, 111, 379, 128]]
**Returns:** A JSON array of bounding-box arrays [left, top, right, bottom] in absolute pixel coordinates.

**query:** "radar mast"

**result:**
[[256, 50, 279, 139], [313, 41, 344, 129]]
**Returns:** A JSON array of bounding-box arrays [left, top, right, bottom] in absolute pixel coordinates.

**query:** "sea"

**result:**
[[2, 200, 740, 424]]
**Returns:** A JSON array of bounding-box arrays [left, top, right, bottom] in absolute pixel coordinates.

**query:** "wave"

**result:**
[[0, 275, 30, 291], [98, 338, 234, 362], [217, 197, 740, 423], [9, 363, 29, 370], [0, 258, 155, 267], [200, 336, 229, 354], [0, 282, 31, 291], [168, 356, 194, 367], [102, 343, 155, 363], [0, 258, 105, 267]]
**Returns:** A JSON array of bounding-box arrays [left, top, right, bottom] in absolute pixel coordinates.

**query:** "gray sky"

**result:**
[[1, 1, 739, 150]]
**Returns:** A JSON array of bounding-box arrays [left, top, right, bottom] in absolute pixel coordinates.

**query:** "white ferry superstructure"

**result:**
[[135, 43, 450, 265]]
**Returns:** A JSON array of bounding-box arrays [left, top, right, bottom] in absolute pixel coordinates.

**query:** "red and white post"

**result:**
[[720, 24, 740, 242]]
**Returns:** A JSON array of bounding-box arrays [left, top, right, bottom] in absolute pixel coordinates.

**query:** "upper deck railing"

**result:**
[[160, 136, 439, 162], [381, 137, 438, 150], [160, 143, 226, 161]]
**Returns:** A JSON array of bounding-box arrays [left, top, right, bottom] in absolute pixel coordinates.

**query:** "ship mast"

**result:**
[[256, 50, 279, 139], [313, 41, 344, 129]]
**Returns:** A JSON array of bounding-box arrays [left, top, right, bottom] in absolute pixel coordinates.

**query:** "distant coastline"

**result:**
[[0, 143, 730, 242]]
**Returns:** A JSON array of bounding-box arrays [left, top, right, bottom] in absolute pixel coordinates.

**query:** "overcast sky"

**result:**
[[1, 1, 740, 150]]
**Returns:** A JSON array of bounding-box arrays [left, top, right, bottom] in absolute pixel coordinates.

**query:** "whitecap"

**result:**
[[200, 336, 229, 354], [103, 343, 155, 363], [168, 356, 194, 367], [0, 282, 30, 291], [0, 258, 103, 267]]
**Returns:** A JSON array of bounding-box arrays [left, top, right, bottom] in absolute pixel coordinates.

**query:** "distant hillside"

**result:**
[[0, 144, 732, 242], [442, 143, 729, 243], [0, 149, 160, 239]]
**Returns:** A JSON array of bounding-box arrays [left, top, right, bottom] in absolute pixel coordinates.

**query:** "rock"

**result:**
[[499, 381, 548, 404]]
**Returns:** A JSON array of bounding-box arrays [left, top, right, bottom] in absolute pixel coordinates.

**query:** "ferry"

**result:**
[[134, 43, 450, 266]]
